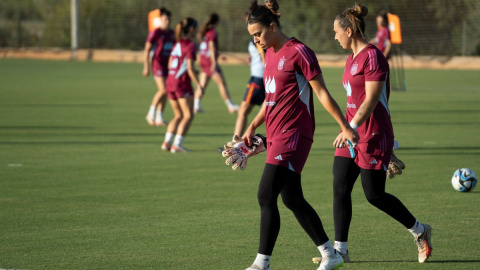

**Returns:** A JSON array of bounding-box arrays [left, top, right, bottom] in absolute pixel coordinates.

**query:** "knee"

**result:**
[[282, 196, 304, 212], [257, 190, 276, 209], [365, 193, 384, 207]]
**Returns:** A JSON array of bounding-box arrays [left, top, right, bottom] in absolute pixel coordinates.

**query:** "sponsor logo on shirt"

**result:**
[[265, 76, 276, 94], [370, 159, 378, 165], [278, 56, 286, 70], [347, 103, 356, 109], [350, 62, 358, 75], [265, 101, 276, 106], [274, 154, 283, 161], [343, 81, 352, 97]]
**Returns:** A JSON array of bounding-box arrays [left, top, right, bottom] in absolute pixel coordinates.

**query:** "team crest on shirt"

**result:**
[[350, 63, 358, 75], [278, 56, 286, 70]]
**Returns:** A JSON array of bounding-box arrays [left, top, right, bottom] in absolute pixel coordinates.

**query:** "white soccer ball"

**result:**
[[451, 168, 477, 192]]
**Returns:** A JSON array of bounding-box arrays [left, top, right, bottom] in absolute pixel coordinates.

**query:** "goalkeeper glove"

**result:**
[[387, 150, 406, 179], [222, 134, 266, 170]]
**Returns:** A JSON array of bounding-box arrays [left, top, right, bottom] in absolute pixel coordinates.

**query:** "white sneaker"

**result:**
[[170, 145, 190, 153], [145, 115, 155, 126], [228, 104, 239, 114], [317, 251, 344, 270], [161, 142, 171, 152], [194, 107, 205, 114], [154, 118, 168, 126], [246, 264, 270, 270], [313, 250, 350, 264], [415, 223, 433, 263]]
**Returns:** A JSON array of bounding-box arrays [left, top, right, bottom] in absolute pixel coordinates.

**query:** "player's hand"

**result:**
[[387, 150, 406, 179], [333, 133, 345, 148], [341, 126, 359, 146], [222, 134, 266, 170], [142, 67, 149, 77]]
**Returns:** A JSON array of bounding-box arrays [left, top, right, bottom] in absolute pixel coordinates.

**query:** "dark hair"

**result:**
[[335, 3, 368, 39], [175, 17, 198, 42], [159, 7, 171, 18], [378, 11, 389, 28], [199, 13, 220, 38], [247, 0, 281, 28]]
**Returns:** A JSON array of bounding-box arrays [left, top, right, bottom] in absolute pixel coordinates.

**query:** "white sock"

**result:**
[[225, 99, 235, 108], [164, 132, 174, 144], [173, 135, 184, 147], [318, 240, 336, 257], [148, 105, 156, 117], [194, 99, 201, 110], [334, 241, 348, 254], [252, 253, 270, 268], [155, 111, 164, 120], [408, 220, 425, 238]]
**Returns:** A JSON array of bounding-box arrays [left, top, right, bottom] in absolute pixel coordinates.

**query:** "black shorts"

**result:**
[[243, 76, 265, 106]]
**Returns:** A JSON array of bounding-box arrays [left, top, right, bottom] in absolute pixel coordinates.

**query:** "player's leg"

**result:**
[[211, 69, 239, 113], [163, 97, 182, 152], [171, 94, 194, 153], [234, 101, 254, 138], [194, 72, 210, 113], [332, 156, 360, 262], [360, 168, 432, 262], [152, 76, 168, 126]]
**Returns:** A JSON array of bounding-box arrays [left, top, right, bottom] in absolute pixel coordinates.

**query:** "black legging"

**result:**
[[333, 156, 417, 242], [257, 163, 329, 255]]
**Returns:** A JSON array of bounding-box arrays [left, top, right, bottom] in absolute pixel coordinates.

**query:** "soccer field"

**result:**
[[0, 59, 479, 270]]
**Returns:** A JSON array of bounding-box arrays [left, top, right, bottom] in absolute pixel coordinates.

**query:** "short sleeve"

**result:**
[[364, 48, 388, 81], [187, 43, 196, 61], [293, 43, 321, 81], [146, 29, 158, 43]]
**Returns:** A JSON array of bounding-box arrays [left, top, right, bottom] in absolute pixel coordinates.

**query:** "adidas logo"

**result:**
[[370, 159, 378, 165], [274, 154, 283, 161]]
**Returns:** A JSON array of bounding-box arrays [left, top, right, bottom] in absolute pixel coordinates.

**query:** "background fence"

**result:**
[[1, 0, 480, 58]]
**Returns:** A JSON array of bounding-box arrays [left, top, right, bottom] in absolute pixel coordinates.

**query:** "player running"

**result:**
[[162, 18, 202, 153], [193, 13, 239, 114], [324, 3, 432, 264], [142, 7, 174, 126], [240, 1, 358, 269]]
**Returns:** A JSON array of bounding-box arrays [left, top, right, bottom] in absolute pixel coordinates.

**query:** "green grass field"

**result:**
[[1, 59, 479, 270]]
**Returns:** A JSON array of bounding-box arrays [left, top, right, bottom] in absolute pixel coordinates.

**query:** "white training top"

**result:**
[[248, 39, 264, 78]]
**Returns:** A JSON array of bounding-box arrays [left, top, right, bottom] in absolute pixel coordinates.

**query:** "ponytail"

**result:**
[[335, 3, 368, 39], [175, 17, 198, 42], [199, 13, 220, 39]]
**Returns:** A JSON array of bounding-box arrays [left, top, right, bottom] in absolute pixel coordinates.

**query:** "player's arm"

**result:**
[[187, 58, 203, 92], [208, 40, 217, 71], [242, 102, 266, 145], [349, 80, 383, 129], [383, 38, 392, 58], [310, 73, 358, 144], [143, 41, 153, 76]]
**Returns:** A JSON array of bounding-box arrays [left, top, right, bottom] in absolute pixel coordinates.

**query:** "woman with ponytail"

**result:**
[[240, 1, 358, 269], [369, 11, 392, 59], [193, 13, 239, 114], [161, 18, 202, 153], [143, 7, 174, 126], [329, 3, 432, 263]]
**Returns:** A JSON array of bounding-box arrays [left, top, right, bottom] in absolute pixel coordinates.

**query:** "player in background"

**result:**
[[162, 18, 202, 153], [193, 13, 239, 114], [328, 3, 432, 264], [241, 1, 358, 269], [232, 2, 266, 140], [143, 7, 175, 126], [369, 11, 391, 59]]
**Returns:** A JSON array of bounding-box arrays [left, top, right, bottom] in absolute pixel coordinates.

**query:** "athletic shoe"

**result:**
[[245, 264, 270, 270], [170, 145, 190, 153], [161, 142, 171, 152], [313, 250, 350, 264], [194, 107, 205, 114], [155, 118, 168, 126], [146, 115, 155, 126], [228, 104, 239, 114], [317, 251, 344, 270], [415, 223, 433, 263]]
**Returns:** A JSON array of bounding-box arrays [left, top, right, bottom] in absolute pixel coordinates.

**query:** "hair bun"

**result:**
[[353, 4, 368, 18], [265, 0, 280, 16]]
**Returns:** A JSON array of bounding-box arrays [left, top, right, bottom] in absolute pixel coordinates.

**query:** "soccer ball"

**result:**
[[451, 168, 477, 192]]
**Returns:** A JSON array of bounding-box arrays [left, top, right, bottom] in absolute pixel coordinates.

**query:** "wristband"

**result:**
[[349, 120, 358, 130]]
